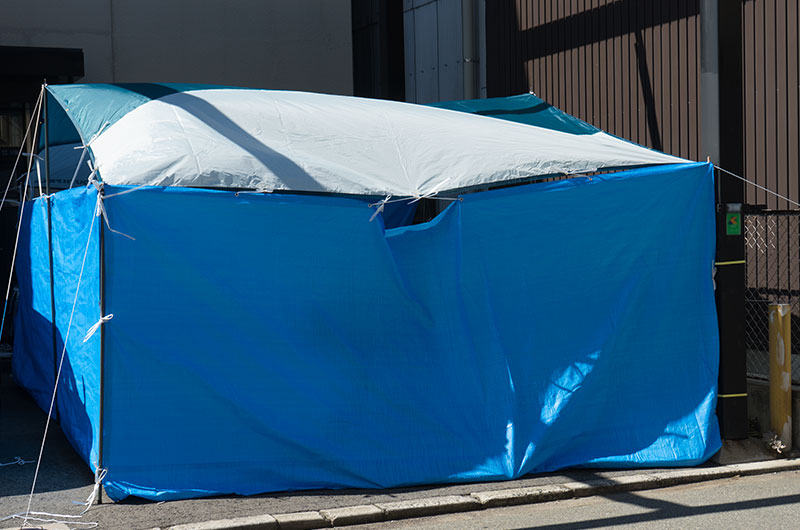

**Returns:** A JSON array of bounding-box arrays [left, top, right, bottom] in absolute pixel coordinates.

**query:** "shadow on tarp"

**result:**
[[2, 194, 96, 497]]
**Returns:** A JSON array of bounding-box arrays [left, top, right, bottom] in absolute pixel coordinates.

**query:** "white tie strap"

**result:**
[[94, 193, 135, 240], [73, 467, 107, 515], [83, 314, 113, 343], [368, 194, 392, 222], [410, 177, 451, 203]]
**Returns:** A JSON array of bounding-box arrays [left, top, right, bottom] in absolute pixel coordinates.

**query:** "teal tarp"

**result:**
[[428, 93, 600, 135], [41, 83, 237, 149]]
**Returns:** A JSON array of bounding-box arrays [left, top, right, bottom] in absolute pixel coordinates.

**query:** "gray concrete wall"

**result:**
[[0, 0, 353, 94], [0, 0, 115, 81]]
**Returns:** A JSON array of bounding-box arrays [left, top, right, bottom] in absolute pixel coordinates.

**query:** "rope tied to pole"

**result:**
[[91, 180, 135, 240], [368, 194, 392, 222], [83, 314, 113, 343], [366, 178, 463, 223], [73, 468, 108, 514], [19, 179, 100, 528]]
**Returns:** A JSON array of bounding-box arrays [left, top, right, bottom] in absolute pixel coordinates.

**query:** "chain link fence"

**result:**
[[744, 211, 800, 383]]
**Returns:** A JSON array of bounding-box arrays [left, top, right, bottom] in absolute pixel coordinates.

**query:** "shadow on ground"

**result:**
[[0, 368, 93, 498], [0, 362, 780, 530]]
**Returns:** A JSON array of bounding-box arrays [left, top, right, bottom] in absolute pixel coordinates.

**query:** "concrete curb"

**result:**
[[170, 514, 277, 530], [165, 458, 800, 530]]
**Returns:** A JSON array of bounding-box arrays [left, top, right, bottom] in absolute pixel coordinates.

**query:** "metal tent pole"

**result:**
[[47, 195, 58, 421], [97, 193, 106, 504], [43, 81, 50, 196], [43, 83, 60, 421]]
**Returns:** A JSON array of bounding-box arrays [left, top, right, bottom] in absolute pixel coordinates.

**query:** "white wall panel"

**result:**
[[437, 0, 464, 101], [413, 2, 439, 103], [404, 9, 417, 102]]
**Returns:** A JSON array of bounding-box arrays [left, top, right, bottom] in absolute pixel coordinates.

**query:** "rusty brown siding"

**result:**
[[486, 1, 800, 207], [742, 0, 800, 209], [486, 0, 702, 162]]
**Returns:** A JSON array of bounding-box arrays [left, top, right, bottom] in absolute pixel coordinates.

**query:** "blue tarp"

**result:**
[[13, 162, 720, 501], [13, 188, 101, 468], [13, 199, 55, 414]]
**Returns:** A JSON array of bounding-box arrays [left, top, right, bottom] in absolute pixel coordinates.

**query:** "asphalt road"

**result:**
[[359, 470, 800, 529]]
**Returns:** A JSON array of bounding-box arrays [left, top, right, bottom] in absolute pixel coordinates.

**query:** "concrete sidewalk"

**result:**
[[2, 368, 795, 530], [167, 459, 800, 530]]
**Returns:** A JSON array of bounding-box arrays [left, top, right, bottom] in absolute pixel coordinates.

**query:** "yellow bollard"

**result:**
[[769, 303, 792, 451]]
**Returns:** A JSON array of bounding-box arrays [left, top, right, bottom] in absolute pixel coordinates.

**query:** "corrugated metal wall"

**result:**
[[404, 0, 465, 103], [742, 0, 800, 209], [740, 2, 800, 379], [486, 0, 701, 162]]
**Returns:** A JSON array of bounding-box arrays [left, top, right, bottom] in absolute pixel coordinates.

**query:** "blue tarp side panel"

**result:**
[[453, 162, 719, 473], [12, 188, 101, 468], [12, 199, 56, 415], [100, 161, 718, 501], [45, 84, 243, 148], [428, 93, 600, 135], [50, 187, 102, 469]]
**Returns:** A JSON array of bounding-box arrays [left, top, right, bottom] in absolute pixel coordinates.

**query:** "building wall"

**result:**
[[0, 1, 113, 83], [0, 0, 353, 94], [485, 1, 800, 209], [400, 0, 486, 104], [486, 0, 701, 162], [742, 0, 800, 209], [352, 0, 406, 101], [403, 0, 465, 103]]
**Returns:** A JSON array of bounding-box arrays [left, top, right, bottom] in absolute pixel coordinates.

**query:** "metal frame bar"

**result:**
[[46, 196, 58, 420], [97, 189, 106, 504]]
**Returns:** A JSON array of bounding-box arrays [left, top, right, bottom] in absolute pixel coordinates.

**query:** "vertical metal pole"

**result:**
[[43, 82, 50, 196], [462, 0, 476, 100], [97, 190, 106, 504], [47, 196, 58, 421], [700, 0, 720, 164], [769, 303, 792, 450], [477, 0, 487, 98], [703, 0, 748, 439], [716, 202, 747, 440]]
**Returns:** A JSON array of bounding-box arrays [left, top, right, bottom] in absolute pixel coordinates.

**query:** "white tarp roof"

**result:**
[[47, 85, 686, 197]]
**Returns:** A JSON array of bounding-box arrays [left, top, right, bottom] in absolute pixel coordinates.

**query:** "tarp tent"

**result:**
[[13, 84, 720, 502]]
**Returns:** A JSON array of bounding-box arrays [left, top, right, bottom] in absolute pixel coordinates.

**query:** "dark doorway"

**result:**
[[0, 46, 83, 346]]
